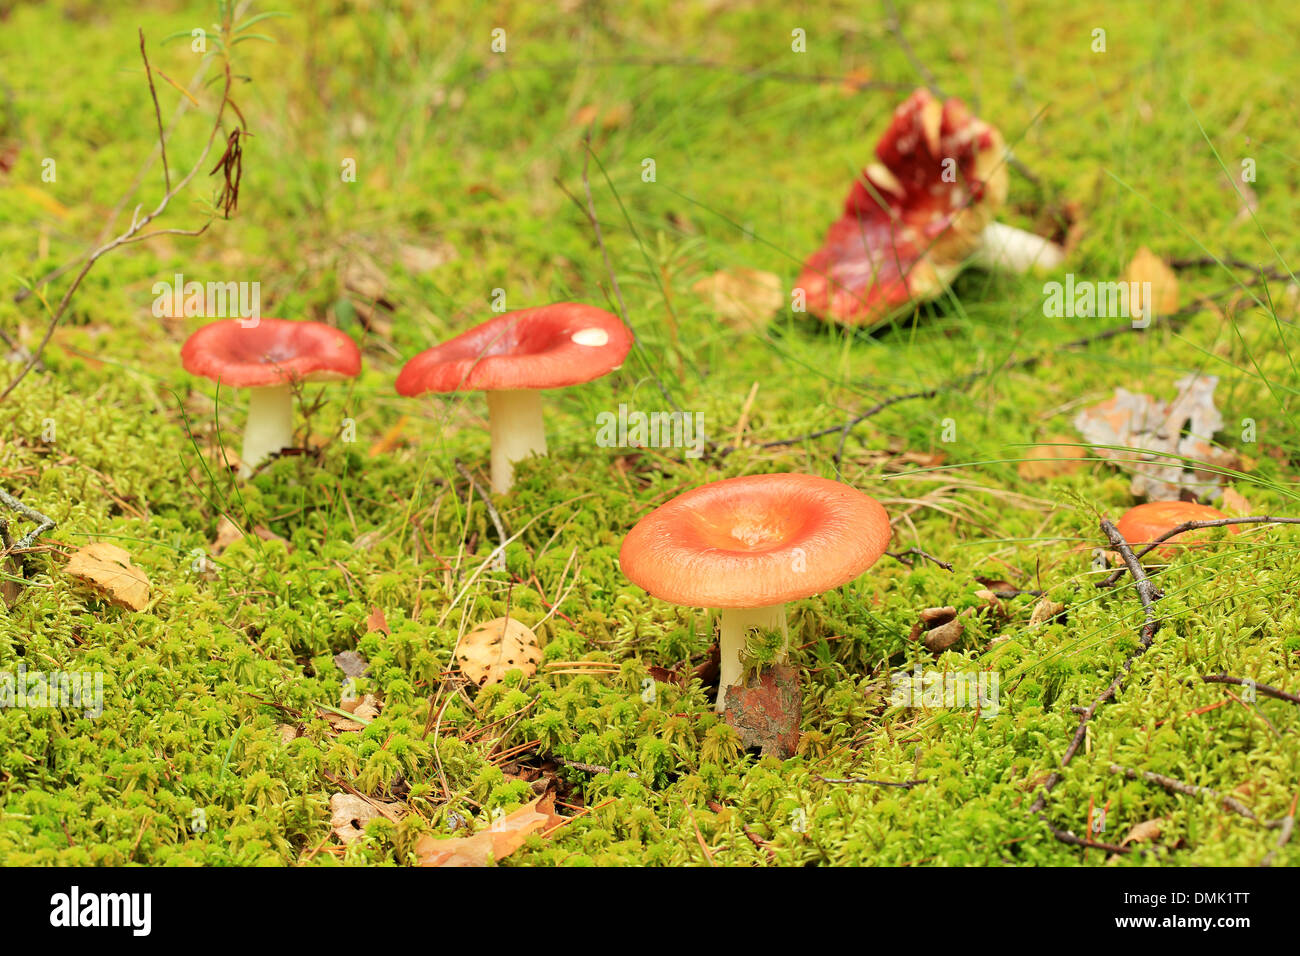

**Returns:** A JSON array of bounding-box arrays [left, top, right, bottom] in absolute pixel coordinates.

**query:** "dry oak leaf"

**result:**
[[415, 793, 565, 867], [65, 542, 151, 611], [1073, 374, 1232, 500], [1017, 438, 1087, 479], [457, 617, 542, 687], [1121, 247, 1179, 319], [692, 268, 784, 330]]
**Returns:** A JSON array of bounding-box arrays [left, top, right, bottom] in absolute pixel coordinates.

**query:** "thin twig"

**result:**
[[1, 29, 238, 403], [1261, 811, 1295, 867], [707, 801, 777, 863], [1108, 764, 1276, 825], [0, 488, 56, 553], [1037, 813, 1133, 855], [138, 28, 170, 193], [1029, 518, 1162, 815], [886, 548, 954, 572], [1197, 674, 1300, 707], [813, 774, 930, 789], [1097, 516, 1300, 587]]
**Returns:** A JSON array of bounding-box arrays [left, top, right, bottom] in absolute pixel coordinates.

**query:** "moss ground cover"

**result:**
[[0, 0, 1297, 866]]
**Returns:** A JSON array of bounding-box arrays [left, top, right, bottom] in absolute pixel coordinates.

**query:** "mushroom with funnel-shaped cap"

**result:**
[[619, 473, 891, 712], [1116, 500, 1237, 557], [182, 318, 361, 477], [395, 303, 633, 494], [797, 88, 1064, 327]]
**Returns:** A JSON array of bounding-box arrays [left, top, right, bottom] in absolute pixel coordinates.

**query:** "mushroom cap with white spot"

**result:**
[[395, 303, 633, 394]]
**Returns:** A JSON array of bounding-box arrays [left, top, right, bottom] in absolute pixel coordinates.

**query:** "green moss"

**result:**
[[1, 0, 1297, 867]]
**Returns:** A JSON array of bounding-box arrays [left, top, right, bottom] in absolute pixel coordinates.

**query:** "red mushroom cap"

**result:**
[[181, 318, 361, 388], [619, 473, 891, 608], [395, 303, 632, 396], [1115, 500, 1236, 556], [797, 88, 1008, 326]]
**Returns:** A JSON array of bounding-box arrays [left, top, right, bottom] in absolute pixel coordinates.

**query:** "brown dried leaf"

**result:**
[[65, 542, 151, 611], [692, 268, 783, 330], [457, 617, 541, 687], [1028, 597, 1066, 626], [1121, 816, 1165, 847], [366, 606, 389, 635], [908, 606, 964, 653], [415, 793, 564, 866], [211, 516, 243, 555]]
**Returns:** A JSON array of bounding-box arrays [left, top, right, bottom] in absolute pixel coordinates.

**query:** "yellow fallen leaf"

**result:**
[[415, 793, 565, 866], [13, 183, 70, 218], [65, 542, 151, 611], [692, 268, 783, 330], [457, 617, 541, 687], [368, 415, 409, 457], [1122, 247, 1178, 319]]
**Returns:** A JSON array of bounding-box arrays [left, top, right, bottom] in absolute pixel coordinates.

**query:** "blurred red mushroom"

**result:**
[[1115, 500, 1237, 557], [797, 88, 1064, 327], [396, 303, 632, 493], [619, 473, 891, 712], [182, 318, 360, 477]]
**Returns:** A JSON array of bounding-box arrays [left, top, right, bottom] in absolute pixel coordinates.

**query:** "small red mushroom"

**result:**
[[619, 473, 891, 712], [182, 318, 360, 477], [797, 88, 1064, 326], [396, 303, 632, 493], [1115, 500, 1237, 557]]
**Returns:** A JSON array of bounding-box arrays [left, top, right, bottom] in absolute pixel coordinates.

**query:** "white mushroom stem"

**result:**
[[240, 384, 295, 478], [716, 604, 788, 714], [971, 221, 1065, 273], [487, 389, 547, 494]]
